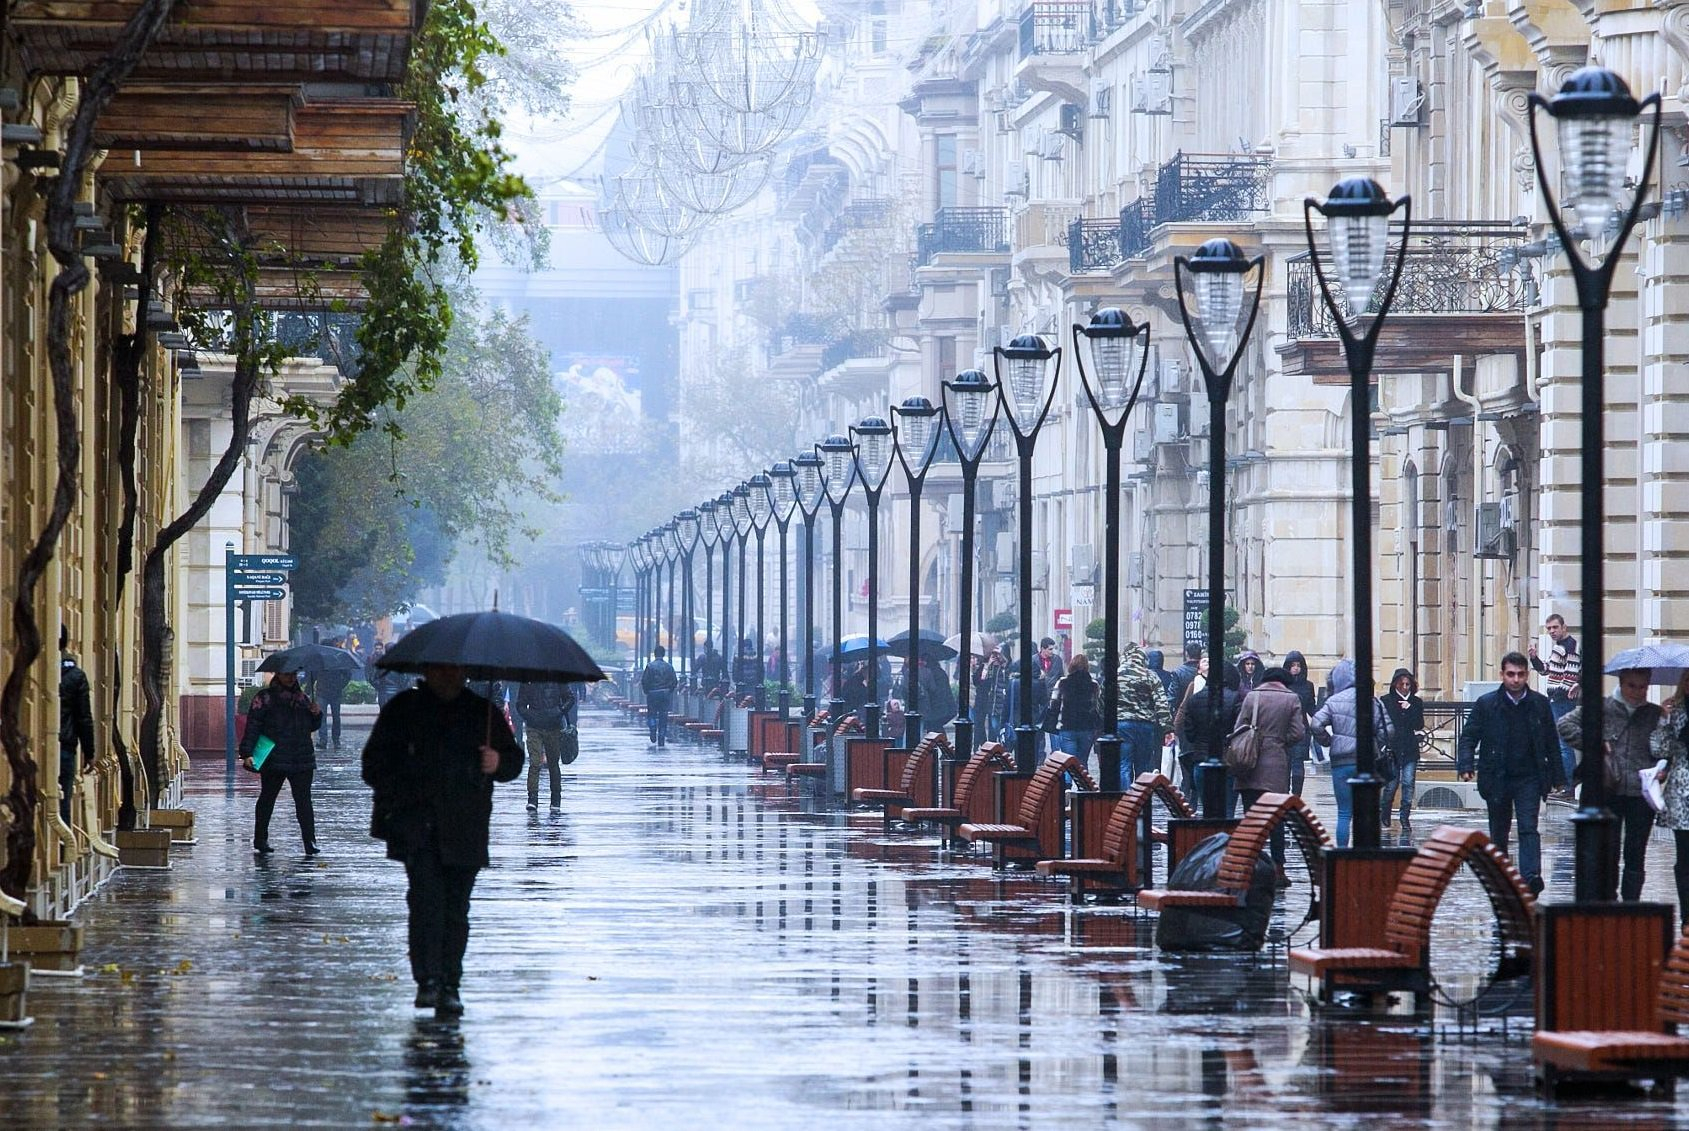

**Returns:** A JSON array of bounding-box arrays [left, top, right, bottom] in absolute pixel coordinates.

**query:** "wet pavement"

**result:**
[[3, 706, 1688, 1128]]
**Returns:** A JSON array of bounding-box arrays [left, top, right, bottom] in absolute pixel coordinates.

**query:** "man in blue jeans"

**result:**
[[1457, 651, 1564, 895], [1529, 614, 1580, 800], [1115, 641, 1172, 787], [640, 646, 679, 747]]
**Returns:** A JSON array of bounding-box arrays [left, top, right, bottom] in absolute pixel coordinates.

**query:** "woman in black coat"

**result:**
[[239, 669, 323, 854]]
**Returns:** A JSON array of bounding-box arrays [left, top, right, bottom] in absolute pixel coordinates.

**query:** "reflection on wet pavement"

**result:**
[[3, 707, 1687, 1128]]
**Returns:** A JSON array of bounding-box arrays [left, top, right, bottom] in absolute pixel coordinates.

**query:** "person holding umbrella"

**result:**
[[364, 607, 602, 1018], [239, 667, 323, 855]]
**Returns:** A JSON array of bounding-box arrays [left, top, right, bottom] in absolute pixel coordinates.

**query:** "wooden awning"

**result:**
[[243, 206, 394, 267], [12, 0, 419, 82], [96, 85, 303, 152], [1279, 313, 1527, 380], [99, 100, 409, 205], [182, 267, 369, 310]]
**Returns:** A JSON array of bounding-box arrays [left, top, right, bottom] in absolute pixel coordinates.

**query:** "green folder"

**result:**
[[250, 735, 276, 770]]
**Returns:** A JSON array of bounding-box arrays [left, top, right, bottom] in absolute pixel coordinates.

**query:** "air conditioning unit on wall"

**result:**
[[1390, 75, 1425, 127]]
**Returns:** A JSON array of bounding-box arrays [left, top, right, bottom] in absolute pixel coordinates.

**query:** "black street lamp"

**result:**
[[660, 523, 682, 682], [1527, 66, 1662, 902], [1304, 177, 1413, 850], [630, 538, 647, 670], [891, 396, 942, 748], [851, 416, 897, 740], [730, 484, 755, 697], [677, 509, 701, 690], [697, 500, 721, 690], [747, 471, 774, 710], [605, 543, 627, 661], [818, 434, 858, 723], [767, 462, 800, 715], [1073, 308, 1153, 792], [1173, 237, 1265, 819], [716, 491, 737, 688], [993, 334, 1063, 773], [941, 369, 1002, 762], [793, 450, 827, 718]]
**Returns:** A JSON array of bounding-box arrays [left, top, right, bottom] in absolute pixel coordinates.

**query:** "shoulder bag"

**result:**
[[1224, 694, 1263, 774]]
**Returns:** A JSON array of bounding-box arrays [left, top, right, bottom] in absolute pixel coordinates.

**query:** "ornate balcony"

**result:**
[[1018, 0, 1097, 56], [915, 207, 1011, 267], [1280, 221, 1532, 380], [1118, 198, 1153, 261], [1067, 216, 1122, 274], [1153, 151, 1273, 224]]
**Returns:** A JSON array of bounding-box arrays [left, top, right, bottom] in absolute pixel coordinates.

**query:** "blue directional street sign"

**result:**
[[231, 586, 287, 601], [231, 571, 287, 586], [232, 553, 297, 571]]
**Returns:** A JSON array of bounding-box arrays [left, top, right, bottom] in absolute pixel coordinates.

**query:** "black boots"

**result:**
[[435, 984, 464, 1017], [415, 980, 439, 1009]]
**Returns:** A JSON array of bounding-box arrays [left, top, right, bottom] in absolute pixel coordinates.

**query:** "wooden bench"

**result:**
[[759, 720, 806, 773], [1137, 792, 1330, 914], [1036, 772, 1193, 899], [851, 732, 952, 829], [958, 752, 1098, 868], [900, 743, 1014, 837], [1533, 904, 1683, 1091], [1288, 826, 1535, 1005], [685, 694, 727, 742]]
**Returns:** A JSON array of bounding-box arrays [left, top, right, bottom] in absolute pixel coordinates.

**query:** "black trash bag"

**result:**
[[1153, 831, 1277, 952]]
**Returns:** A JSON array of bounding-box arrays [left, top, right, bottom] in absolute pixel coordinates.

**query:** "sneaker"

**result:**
[[526, 802, 539, 813], [435, 984, 464, 1018], [549, 803, 562, 813], [414, 980, 439, 1009]]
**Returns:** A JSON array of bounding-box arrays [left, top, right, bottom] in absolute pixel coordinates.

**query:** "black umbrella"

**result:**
[[888, 628, 958, 662], [376, 610, 607, 684], [257, 643, 361, 674]]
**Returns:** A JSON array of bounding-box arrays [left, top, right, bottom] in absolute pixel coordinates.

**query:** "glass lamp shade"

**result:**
[[1548, 67, 1642, 238], [731, 485, 754, 535], [1075, 308, 1144, 427], [943, 369, 999, 461], [891, 396, 940, 475], [676, 509, 700, 551], [1317, 178, 1396, 316], [698, 502, 720, 546], [768, 461, 799, 522], [995, 334, 1058, 434], [661, 525, 680, 559], [715, 493, 736, 540], [607, 544, 627, 576], [818, 434, 857, 505], [747, 473, 773, 528], [793, 451, 826, 514], [1184, 238, 1251, 366], [582, 543, 603, 573], [851, 417, 895, 493]]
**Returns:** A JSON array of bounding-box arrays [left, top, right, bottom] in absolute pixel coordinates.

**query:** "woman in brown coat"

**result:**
[[1233, 667, 1307, 873]]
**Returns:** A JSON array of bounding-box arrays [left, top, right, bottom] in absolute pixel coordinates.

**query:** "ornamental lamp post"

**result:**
[[661, 523, 682, 681], [730, 484, 755, 697], [581, 543, 605, 646], [1526, 66, 1662, 902], [605, 542, 628, 664], [793, 450, 827, 718], [993, 334, 1063, 774], [768, 461, 800, 715], [630, 538, 648, 672], [1173, 237, 1265, 819], [818, 434, 858, 724], [747, 472, 774, 709], [941, 368, 1003, 762], [891, 396, 942, 749], [676, 508, 701, 690], [1073, 308, 1152, 793], [697, 500, 722, 690], [851, 416, 897, 740], [1304, 177, 1412, 851], [716, 491, 737, 690]]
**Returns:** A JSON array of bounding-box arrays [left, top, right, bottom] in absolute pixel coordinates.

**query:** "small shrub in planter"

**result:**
[[342, 680, 376, 705]]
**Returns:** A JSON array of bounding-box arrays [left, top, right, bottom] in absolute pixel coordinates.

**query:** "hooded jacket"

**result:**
[[1310, 660, 1393, 766], [1177, 663, 1242, 757], [1381, 668, 1424, 762], [1117, 642, 1172, 731], [1145, 649, 1178, 703], [1283, 651, 1318, 720], [1236, 651, 1264, 692]]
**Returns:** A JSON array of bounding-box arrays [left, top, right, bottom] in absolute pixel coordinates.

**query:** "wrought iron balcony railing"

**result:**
[[1285, 221, 1531, 340], [817, 197, 894, 258], [1018, 0, 1096, 57], [1118, 198, 1152, 260], [769, 312, 835, 355], [819, 329, 887, 373], [1153, 151, 1273, 224], [1067, 216, 1122, 273], [915, 207, 1011, 266]]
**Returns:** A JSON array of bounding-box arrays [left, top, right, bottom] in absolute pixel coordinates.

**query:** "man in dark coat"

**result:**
[[59, 627, 96, 822], [309, 639, 357, 751], [1176, 662, 1241, 803], [362, 663, 523, 1017], [239, 670, 323, 854], [641, 645, 679, 746], [1457, 651, 1563, 895]]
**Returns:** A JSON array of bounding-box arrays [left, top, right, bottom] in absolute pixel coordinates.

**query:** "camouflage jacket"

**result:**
[[1117, 645, 1173, 731]]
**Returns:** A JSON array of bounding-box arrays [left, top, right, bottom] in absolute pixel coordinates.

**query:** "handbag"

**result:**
[[1224, 695, 1263, 773], [1641, 759, 1668, 814], [559, 726, 581, 766]]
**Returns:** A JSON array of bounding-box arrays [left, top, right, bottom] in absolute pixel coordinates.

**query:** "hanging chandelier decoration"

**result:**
[[597, 0, 822, 265]]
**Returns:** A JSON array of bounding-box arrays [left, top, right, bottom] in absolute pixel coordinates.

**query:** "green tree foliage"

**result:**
[[1084, 616, 1107, 667], [289, 295, 562, 624], [1198, 604, 1248, 661], [984, 611, 1018, 636]]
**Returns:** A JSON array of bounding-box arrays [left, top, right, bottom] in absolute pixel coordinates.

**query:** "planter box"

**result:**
[[115, 828, 171, 868], [149, 808, 196, 843], [2, 922, 82, 971], [0, 962, 30, 1026]]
